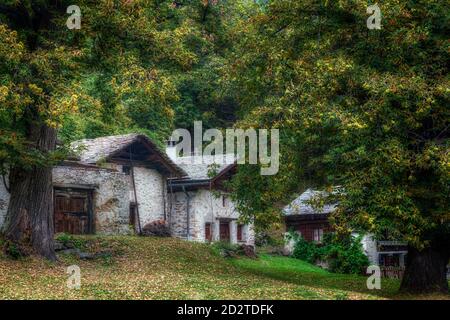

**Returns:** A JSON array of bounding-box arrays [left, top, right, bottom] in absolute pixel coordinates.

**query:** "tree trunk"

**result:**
[[400, 244, 449, 294], [3, 124, 57, 261]]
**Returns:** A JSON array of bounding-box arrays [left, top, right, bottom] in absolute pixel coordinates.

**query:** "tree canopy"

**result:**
[[0, 0, 448, 293]]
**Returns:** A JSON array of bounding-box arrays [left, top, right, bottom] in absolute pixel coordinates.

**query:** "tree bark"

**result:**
[[400, 244, 449, 294], [3, 124, 57, 261]]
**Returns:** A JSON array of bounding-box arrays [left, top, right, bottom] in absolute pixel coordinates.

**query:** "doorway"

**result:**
[[54, 188, 93, 234], [219, 221, 230, 242]]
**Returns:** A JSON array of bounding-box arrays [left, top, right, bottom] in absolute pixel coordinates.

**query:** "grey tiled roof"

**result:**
[[172, 154, 236, 180], [283, 189, 337, 216], [70, 133, 186, 176]]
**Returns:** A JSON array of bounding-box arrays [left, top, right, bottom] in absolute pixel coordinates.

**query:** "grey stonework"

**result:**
[[168, 190, 255, 246], [53, 165, 130, 234], [0, 134, 255, 247]]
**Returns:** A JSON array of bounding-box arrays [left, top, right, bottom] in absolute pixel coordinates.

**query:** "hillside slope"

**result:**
[[0, 236, 447, 300]]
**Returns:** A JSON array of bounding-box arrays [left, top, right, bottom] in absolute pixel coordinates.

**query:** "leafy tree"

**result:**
[[0, 0, 225, 259], [227, 0, 449, 293]]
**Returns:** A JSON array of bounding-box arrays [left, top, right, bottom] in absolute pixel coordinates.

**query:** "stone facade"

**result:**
[[0, 134, 255, 247], [53, 164, 130, 234], [169, 189, 255, 246], [0, 164, 130, 234], [92, 162, 168, 229], [133, 166, 167, 227]]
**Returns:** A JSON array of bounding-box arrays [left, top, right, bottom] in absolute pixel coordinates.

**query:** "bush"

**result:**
[[321, 234, 369, 274], [288, 233, 318, 264], [287, 232, 369, 274], [55, 233, 87, 249]]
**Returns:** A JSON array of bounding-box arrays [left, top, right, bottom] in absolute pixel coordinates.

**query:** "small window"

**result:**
[[313, 228, 323, 243], [122, 165, 131, 175], [222, 195, 226, 207]]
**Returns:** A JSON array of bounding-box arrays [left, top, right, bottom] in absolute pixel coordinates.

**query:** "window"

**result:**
[[379, 253, 400, 267], [313, 228, 323, 243], [237, 224, 244, 242], [220, 221, 230, 242], [222, 195, 226, 207], [122, 165, 131, 175]]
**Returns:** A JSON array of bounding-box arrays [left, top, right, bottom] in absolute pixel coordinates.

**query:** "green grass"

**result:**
[[0, 236, 448, 300]]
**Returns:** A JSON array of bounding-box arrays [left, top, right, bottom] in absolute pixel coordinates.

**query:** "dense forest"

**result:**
[[0, 0, 448, 293]]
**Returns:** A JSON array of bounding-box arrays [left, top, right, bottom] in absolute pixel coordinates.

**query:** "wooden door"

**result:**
[[129, 204, 137, 231], [237, 224, 243, 242], [219, 221, 230, 242], [205, 223, 212, 242], [54, 194, 89, 234]]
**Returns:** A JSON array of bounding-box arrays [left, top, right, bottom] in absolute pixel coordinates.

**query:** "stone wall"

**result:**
[[169, 189, 255, 246], [133, 167, 166, 227], [360, 234, 378, 265], [99, 163, 167, 231], [53, 165, 130, 234]]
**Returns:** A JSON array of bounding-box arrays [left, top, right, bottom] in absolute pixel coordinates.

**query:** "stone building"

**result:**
[[283, 189, 408, 268], [0, 133, 254, 246], [165, 150, 254, 245]]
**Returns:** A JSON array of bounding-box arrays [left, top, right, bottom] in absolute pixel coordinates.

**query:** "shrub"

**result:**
[[321, 234, 369, 274], [290, 234, 318, 264], [287, 231, 369, 274], [3, 240, 23, 259], [55, 233, 87, 250]]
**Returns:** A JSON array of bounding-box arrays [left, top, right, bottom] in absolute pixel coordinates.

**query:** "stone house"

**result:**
[[283, 189, 408, 269], [0, 134, 254, 246], [165, 147, 254, 245]]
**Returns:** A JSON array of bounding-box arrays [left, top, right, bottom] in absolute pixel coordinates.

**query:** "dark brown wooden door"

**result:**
[[205, 223, 212, 242], [129, 204, 136, 231], [219, 221, 230, 242], [237, 224, 243, 242], [54, 195, 89, 234]]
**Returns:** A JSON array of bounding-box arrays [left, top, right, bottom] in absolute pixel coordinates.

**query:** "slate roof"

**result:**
[[172, 154, 236, 180], [283, 188, 338, 216], [70, 133, 186, 176]]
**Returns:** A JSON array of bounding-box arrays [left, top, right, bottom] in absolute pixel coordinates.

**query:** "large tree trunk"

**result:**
[[4, 124, 57, 261], [400, 244, 449, 294]]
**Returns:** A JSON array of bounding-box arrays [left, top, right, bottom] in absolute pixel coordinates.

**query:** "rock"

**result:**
[[240, 244, 257, 258], [60, 248, 81, 255], [142, 220, 171, 237], [54, 241, 65, 251], [78, 252, 96, 260]]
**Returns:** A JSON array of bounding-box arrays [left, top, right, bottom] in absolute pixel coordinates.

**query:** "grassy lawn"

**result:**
[[0, 236, 448, 300]]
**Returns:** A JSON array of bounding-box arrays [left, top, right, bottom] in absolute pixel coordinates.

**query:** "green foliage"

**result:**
[[211, 241, 241, 257], [55, 233, 87, 250], [3, 240, 23, 260], [227, 0, 450, 252], [320, 234, 369, 275], [288, 232, 369, 274], [287, 231, 319, 264]]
